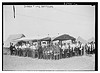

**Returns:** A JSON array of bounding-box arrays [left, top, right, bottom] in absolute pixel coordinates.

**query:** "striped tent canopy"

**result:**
[[40, 37, 51, 41]]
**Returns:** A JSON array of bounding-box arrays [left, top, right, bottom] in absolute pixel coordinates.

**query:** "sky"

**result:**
[[3, 5, 95, 41]]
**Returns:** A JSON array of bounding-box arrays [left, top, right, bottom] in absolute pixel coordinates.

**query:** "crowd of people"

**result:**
[[9, 41, 95, 60]]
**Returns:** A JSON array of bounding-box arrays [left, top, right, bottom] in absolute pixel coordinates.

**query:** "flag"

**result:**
[[13, 5, 15, 18]]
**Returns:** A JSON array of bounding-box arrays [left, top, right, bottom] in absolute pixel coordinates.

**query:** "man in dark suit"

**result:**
[[38, 45, 43, 59], [9, 43, 14, 55]]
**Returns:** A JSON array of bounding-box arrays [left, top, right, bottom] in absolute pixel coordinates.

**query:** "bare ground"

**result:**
[[3, 54, 95, 71]]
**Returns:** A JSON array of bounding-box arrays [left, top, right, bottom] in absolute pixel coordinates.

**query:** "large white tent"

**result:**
[[4, 34, 25, 47], [88, 37, 95, 43], [77, 36, 87, 44]]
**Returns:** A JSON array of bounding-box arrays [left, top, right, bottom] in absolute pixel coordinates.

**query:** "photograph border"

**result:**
[[2, 2, 98, 71]]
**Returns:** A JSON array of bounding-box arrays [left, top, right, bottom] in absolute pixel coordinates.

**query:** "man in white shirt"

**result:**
[[59, 45, 62, 49], [72, 43, 76, 56], [62, 44, 66, 51], [15, 45, 18, 49], [31, 44, 36, 50], [88, 43, 91, 54], [26, 43, 30, 48], [19, 45, 22, 49], [65, 43, 69, 49], [17, 45, 23, 56], [22, 44, 26, 49]]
